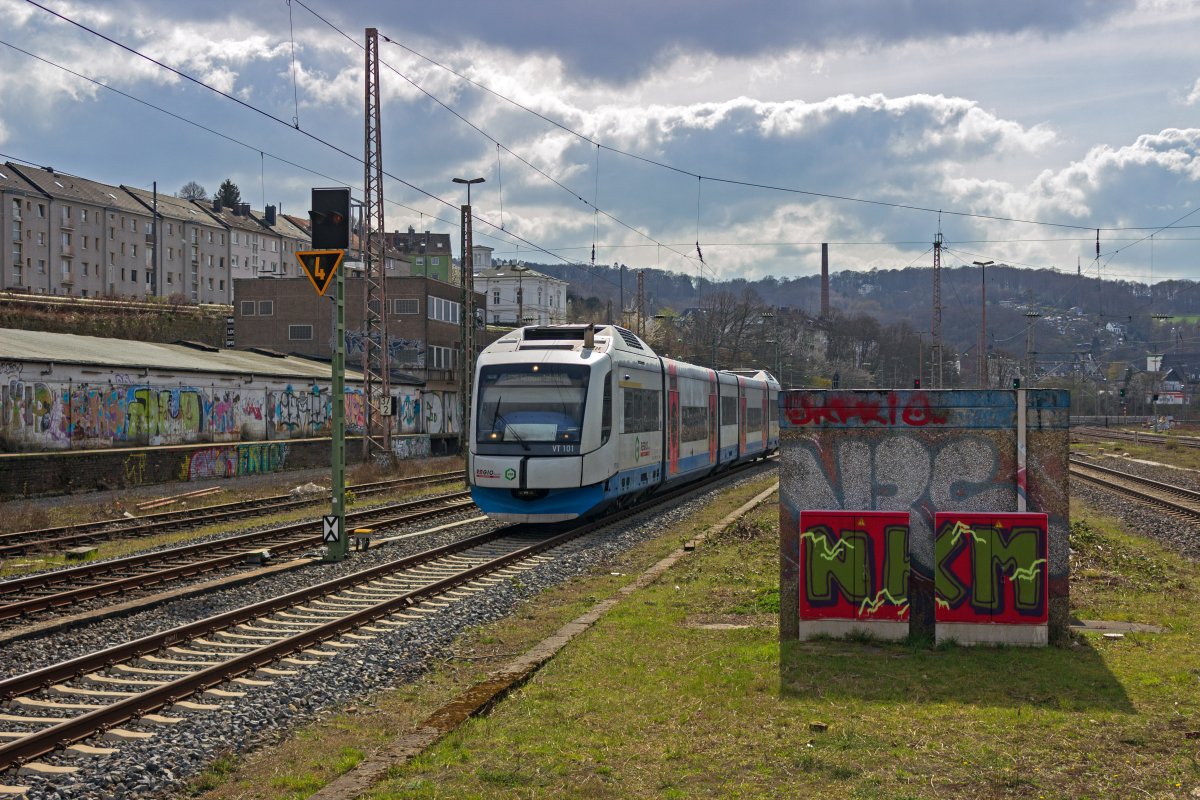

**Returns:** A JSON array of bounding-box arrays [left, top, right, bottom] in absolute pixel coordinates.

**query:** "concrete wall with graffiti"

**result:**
[[778, 389, 1070, 643], [0, 366, 366, 450]]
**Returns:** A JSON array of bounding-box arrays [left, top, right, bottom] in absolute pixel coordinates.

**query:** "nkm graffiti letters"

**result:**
[[934, 512, 1048, 624], [798, 511, 1048, 627]]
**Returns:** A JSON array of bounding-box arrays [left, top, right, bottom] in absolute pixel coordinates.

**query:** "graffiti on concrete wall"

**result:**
[[799, 510, 910, 622], [181, 442, 289, 480], [342, 332, 426, 366], [391, 435, 431, 460], [934, 512, 1048, 624], [395, 391, 421, 434], [1, 377, 374, 450]]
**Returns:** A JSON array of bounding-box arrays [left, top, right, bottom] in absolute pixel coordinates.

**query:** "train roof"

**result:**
[[483, 324, 657, 358]]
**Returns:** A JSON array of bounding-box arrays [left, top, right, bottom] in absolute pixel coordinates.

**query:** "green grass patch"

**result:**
[[192, 481, 1200, 800]]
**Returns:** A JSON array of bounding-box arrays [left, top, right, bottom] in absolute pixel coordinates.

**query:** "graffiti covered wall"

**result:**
[[778, 389, 1069, 642], [0, 374, 367, 450]]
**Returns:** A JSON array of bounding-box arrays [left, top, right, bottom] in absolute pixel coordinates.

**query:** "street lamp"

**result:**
[[452, 177, 484, 467], [973, 260, 994, 388], [761, 310, 782, 381], [511, 263, 529, 326]]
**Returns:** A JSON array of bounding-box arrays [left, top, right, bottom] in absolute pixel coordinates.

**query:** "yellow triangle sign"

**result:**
[[296, 249, 345, 296]]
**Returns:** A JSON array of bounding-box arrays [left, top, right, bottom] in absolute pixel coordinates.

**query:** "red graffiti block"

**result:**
[[799, 511, 910, 622], [934, 513, 1048, 625]]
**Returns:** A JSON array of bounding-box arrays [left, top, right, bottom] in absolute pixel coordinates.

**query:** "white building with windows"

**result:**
[[476, 264, 567, 326]]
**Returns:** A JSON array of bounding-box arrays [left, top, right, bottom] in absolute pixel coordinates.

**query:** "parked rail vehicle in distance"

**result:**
[[470, 324, 780, 522]]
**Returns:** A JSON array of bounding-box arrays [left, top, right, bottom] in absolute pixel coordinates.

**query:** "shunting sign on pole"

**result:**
[[322, 514, 340, 543], [296, 250, 345, 297]]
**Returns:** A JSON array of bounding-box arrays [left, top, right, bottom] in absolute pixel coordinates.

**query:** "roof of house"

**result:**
[[7, 164, 146, 215], [476, 266, 565, 283], [122, 186, 223, 226], [0, 327, 362, 381]]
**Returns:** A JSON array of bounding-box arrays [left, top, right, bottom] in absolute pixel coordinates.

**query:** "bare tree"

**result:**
[[178, 181, 207, 200]]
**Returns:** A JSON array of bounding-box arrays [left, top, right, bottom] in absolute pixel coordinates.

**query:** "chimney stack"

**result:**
[[265, 205, 276, 226], [820, 242, 830, 319], [212, 198, 222, 212]]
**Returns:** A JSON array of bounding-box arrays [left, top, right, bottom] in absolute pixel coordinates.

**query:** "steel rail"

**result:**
[[0, 493, 474, 621], [1070, 461, 1200, 520], [1, 470, 462, 557], [0, 457, 777, 770]]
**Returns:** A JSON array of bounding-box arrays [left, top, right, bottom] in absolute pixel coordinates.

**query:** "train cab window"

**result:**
[[477, 363, 590, 445], [601, 372, 612, 444]]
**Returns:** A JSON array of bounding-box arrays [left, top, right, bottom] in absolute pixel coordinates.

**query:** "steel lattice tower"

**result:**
[[932, 232, 943, 388], [362, 28, 391, 461]]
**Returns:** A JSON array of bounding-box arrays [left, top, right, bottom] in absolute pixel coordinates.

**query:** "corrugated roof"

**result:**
[[0, 328, 362, 381]]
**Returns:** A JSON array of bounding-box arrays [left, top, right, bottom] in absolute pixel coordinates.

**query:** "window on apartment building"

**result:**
[[218, 279, 224, 290], [218, 257, 224, 269], [431, 256, 440, 265], [168, 247, 174, 260], [109, 226, 115, 240], [240, 301, 255, 316], [145, 222, 153, 235], [120, 242, 125, 256], [288, 324, 313, 341], [220, 233, 225, 245], [109, 252, 115, 265], [166, 222, 173, 236], [206, 254, 213, 267], [131, 270, 138, 282], [415, 257, 424, 266], [120, 268, 126, 280], [257, 300, 273, 316], [10, 199, 19, 220], [131, 244, 138, 258], [61, 232, 71, 248], [81, 236, 88, 250], [492, 290, 499, 304], [231, 255, 239, 267], [232, 232, 239, 245], [166, 272, 173, 285], [82, 263, 88, 277], [61, 260, 69, 277], [36, 231, 44, 246], [81, 209, 88, 224], [191, 229, 197, 244], [271, 241, 277, 252], [393, 298, 420, 315], [207, 278, 213, 290], [61, 206, 71, 224], [129, 219, 136, 232], [206, 230, 213, 243], [94, 236, 100, 249], [191, 246, 198, 263], [37, 204, 45, 218]]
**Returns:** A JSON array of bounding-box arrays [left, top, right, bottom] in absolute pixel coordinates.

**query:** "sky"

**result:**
[[1, 0, 1199, 288]]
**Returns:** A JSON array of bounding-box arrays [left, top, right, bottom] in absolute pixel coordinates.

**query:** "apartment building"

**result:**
[[123, 186, 230, 304], [5, 163, 155, 298], [253, 207, 310, 279], [476, 264, 568, 326], [203, 199, 268, 291], [0, 164, 49, 293], [389, 227, 453, 282]]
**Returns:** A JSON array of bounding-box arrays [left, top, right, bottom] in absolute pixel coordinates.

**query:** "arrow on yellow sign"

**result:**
[[296, 249, 345, 296]]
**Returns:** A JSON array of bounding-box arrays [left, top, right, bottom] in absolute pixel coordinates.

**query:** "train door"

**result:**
[[708, 370, 718, 466], [761, 390, 769, 450], [738, 376, 747, 455], [667, 361, 680, 477]]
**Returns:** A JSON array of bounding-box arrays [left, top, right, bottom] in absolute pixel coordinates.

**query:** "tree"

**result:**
[[178, 181, 207, 200], [216, 179, 242, 208]]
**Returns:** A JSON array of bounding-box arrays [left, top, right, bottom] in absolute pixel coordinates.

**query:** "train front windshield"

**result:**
[[477, 363, 590, 444]]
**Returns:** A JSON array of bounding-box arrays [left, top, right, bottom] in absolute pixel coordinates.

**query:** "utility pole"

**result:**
[[931, 232, 942, 388], [362, 27, 391, 463], [973, 260, 993, 388], [1024, 311, 1040, 384], [636, 269, 646, 337]]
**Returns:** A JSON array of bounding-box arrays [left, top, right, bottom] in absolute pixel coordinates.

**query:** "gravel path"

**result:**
[[3, 466, 776, 800]]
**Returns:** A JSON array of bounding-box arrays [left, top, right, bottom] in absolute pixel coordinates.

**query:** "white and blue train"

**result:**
[[469, 323, 780, 523]]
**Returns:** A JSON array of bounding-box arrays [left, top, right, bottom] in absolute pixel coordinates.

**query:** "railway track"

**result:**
[[1, 470, 463, 558], [0, 459, 775, 780], [0, 491, 475, 624], [1071, 425, 1200, 449], [1069, 456, 1200, 523]]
